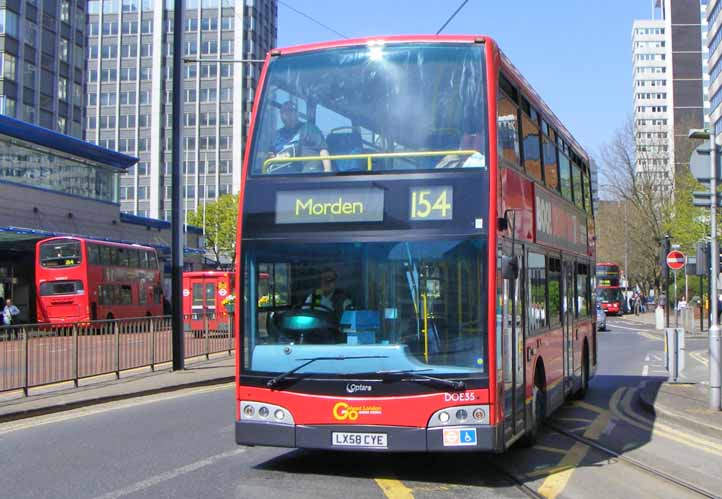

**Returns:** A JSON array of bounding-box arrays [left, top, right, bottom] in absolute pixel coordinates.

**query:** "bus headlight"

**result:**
[[428, 405, 489, 427], [240, 401, 294, 425]]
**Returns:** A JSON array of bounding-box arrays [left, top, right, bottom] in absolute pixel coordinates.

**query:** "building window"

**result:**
[[0, 95, 16, 116], [219, 135, 231, 150], [141, 43, 152, 58], [137, 162, 149, 175], [60, 0, 71, 22], [100, 92, 116, 106], [0, 53, 17, 81], [200, 63, 217, 78], [122, 0, 137, 12], [0, 9, 19, 38], [25, 21, 36, 47], [59, 38, 69, 62], [120, 91, 136, 105], [25, 104, 36, 122], [24, 62, 36, 89], [185, 64, 197, 79], [138, 137, 149, 151], [122, 20, 138, 34], [220, 40, 232, 55], [139, 91, 151, 104], [101, 44, 118, 59], [102, 21, 119, 35], [220, 87, 232, 102], [221, 16, 233, 31], [185, 18, 198, 32], [201, 16, 218, 31], [140, 67, 152, 80], [141, 19, 152, 34], [185, 41, 197, 56], [58, 77, 68, 101]]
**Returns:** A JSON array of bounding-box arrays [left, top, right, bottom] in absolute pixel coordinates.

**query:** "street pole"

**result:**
[[710, 127, 720, 410], [674, 270, 678, 328], [171, 0, 185, 370]]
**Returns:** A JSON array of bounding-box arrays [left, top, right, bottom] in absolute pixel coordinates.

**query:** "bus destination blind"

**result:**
[[275, 188, 385, 224]]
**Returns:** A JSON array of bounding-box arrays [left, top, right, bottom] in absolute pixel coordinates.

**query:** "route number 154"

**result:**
[[410, 186, 453, 221]]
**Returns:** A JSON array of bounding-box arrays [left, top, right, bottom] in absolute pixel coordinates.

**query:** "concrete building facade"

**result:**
[[84, 0, 277, 220], [0, 0, 86, 138]]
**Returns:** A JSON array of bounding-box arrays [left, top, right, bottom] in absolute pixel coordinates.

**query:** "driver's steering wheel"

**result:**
[[267, 306, 341, 344]]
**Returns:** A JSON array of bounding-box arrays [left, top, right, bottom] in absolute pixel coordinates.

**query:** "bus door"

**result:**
[[501, 243, 526, 441], [563, 260, 575, 396], [189, 277, 217, 330]]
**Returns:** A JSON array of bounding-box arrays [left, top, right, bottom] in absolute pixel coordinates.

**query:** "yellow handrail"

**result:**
[[262, 149, 481, 174], [422, 293, 429, 363]]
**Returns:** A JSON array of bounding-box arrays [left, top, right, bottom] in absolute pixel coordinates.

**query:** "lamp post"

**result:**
[[689, 127, 720, 410]]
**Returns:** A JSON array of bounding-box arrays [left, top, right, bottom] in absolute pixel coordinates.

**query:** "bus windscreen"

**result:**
[[39, 240, 82, 268], [242, 238, 488, 376], [249, 43, 486, 176]]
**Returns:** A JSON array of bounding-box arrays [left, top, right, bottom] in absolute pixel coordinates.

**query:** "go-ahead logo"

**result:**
[[332, 402, 382, 421]]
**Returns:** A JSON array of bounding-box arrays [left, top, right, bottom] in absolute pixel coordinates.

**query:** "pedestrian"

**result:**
[[3, 298, 20, 338], [633, 292, 641, 316]]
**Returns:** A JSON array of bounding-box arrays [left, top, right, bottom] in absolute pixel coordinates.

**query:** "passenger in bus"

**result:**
[[304, 268, 352, 319], [269, 101, 332, 173], [434, 132, 486, 169]]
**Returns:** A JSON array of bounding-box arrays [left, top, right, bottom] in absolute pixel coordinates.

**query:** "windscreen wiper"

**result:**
[[376, 369, 466, 391], [266, 355, 389, 389]]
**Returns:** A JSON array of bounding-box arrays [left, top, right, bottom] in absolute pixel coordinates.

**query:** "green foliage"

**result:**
[[187, 194, 238, 267], [664, 170, 707, 256]]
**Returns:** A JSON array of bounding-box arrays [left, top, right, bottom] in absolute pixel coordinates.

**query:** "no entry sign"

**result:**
[[666, 250, 686, 270]]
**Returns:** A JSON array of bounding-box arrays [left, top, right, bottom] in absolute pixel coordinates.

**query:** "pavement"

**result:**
[[0, 353, 235, 422]]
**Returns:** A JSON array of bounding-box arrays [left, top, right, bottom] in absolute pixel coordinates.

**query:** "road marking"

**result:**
[[536, 408, 610, 498], [0, 383, 233, 436], [642, 365, 649, 377], [610, 387, 722, 455], [92, 448, 247, 499], [644, 354, 650, 362], [691, 351, 709, 366], [375, 478, 414, 499], [533, 445, 569, 456], [555, 417, 594, 424]]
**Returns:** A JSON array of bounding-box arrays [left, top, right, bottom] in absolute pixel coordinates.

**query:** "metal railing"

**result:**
[[0, 313, 234, 396]]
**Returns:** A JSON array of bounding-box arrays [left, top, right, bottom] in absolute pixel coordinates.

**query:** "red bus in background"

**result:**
[[36, 236, 163, 323], [183, 271, 234, 333], [234, 35, 596, 453], [596, 262, 624, 315]]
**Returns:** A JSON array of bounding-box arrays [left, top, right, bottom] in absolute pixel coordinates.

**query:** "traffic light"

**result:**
[[696, 241, 710, 276]]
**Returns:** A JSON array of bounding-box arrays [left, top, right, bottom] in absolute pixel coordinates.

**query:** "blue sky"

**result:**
[[277, 0, 655, 160]]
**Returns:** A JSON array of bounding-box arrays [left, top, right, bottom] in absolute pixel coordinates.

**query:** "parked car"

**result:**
[[596, 303, 607, 331]]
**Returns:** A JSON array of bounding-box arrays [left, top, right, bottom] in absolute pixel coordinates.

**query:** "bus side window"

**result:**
[[100, 246, 111, 266], [129, 250, 140, 268], [88, 244, 99, 264], [110, 247, 120, 266], [120, 285, 132, 304], [141, 251, 150, 269]]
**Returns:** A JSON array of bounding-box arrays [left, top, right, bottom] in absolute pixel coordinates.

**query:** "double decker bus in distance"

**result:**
[[36, 236, 163, 323], [596, 262, 623, 315], [183, 271, 233, 332], [235, 35, 597, 452]]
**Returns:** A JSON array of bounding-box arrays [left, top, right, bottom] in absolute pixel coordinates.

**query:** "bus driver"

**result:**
[[269, 101, 332, 173]]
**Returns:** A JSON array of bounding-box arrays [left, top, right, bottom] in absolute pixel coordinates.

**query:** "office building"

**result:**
[[707, 0, 722, 142], [0, 0, 86, 138], [633, 1, 706, 191], [84, 0, 277, 219]]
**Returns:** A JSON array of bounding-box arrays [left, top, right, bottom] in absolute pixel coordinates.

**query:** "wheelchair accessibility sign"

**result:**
[[442, 428, 477, 447]]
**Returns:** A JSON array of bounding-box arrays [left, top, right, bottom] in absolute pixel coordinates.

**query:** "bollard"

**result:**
[[666, 327, 686, 383], [656, 306, 665, 330]]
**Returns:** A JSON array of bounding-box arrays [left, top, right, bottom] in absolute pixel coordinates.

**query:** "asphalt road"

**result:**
[[1, 318, 720, 499]]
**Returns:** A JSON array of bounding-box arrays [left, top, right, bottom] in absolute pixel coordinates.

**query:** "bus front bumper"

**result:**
[[235, 420, 504, 452]]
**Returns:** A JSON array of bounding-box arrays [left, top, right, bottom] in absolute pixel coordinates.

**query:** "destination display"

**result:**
[[275, 188, 385, 224]]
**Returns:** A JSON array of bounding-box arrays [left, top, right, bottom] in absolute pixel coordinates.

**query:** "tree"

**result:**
[[597, 115, 708, 292], [186, 194, 238, 268]]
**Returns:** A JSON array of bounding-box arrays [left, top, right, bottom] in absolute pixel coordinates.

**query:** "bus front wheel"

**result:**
[[519, 366, 546, 447]]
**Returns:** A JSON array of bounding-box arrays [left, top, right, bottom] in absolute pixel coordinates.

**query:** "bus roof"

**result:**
[[266, 34, 590, 167], [37, 236, 156, 252]]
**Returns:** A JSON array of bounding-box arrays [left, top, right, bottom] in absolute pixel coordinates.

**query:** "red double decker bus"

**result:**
[[596, 262, 623, 315], [36, 236, 163, 323], [182, 271, 233, 333], [234, 35, 596, 452]]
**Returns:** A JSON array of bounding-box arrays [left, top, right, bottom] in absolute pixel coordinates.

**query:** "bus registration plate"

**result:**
[[331, 432, 388, 448]]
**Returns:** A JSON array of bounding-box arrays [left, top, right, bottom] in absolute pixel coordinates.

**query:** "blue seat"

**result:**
[[326, 131, 365, 172]]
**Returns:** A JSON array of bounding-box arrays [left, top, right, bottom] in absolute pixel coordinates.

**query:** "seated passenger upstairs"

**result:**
[[326, 130, 364, 172], [269, 101, 332, 173]]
